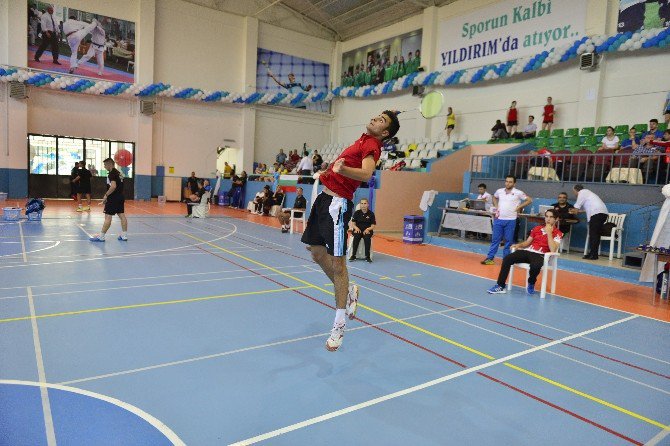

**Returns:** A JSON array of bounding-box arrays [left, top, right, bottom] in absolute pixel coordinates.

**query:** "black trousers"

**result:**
[[35, 32, 59, 61], [497, 250, 545, 287], [587, 213, 608, 258], [351, 232, 373, 259]]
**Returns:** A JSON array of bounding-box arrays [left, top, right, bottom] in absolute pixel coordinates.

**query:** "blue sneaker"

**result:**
[[117, 235, 128, 241], [89, 235, 105, 242], [527, 284, 535, 295], [487, 284, 506, 294]]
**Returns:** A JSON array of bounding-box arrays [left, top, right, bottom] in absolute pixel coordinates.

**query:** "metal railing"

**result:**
[[470, 153, 670, 185]]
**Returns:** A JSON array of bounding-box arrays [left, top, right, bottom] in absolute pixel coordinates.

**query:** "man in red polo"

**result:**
[[302, 111, 400, 351]]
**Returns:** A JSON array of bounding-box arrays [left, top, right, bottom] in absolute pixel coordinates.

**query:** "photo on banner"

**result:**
[[27, 1, 136, 82], [435, 0, 586, 71], [617, 0, 670, 33], [256, 48, 330, 113], [341, 30, 423, 88]]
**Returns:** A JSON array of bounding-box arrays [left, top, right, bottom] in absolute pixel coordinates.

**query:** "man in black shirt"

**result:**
[[73, 160, 92, 212], [184, 179, 205, 217], [551, 191, 576, 235], [227, 171, 247, 208], [278, 187, 307, 233], [90, 158, 128, 242], [186, 171, 199, 197], [349, 198, 376, 262]]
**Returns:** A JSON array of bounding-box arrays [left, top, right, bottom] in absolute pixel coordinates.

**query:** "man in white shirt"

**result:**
[[64, 17, 99, 74], [569, 184, 609, 260], [34, 5, 61, 65], [476, 183, 493, 210], [482, 175, 532, 265], [522, 115, 538, 138], [296, 151, 314, 176]]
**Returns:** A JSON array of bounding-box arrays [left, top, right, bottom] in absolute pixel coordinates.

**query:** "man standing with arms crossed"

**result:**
[[481, 175, 532, 265], [302, 111, 399, 351], [90, 158, 128, 242]]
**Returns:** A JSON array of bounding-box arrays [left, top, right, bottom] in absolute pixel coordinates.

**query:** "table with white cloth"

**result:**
[[437, 207, 493, 237]]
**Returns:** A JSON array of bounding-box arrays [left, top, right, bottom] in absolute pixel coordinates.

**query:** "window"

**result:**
[[29, 135, 57, 174], [84, 139, 107, 177], [57, 137, 84, 176], [110, 141, 134, 178]]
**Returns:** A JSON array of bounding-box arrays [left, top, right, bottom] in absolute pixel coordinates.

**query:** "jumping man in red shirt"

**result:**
[[302, 110, 400, 351]]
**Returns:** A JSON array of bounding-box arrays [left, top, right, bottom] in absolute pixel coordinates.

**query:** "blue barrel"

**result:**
[[403, 215, 424, 244]]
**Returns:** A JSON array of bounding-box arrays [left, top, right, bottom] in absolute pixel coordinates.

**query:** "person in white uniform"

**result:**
[[76, 19, 107, 76], [64, 17, 99, 74]]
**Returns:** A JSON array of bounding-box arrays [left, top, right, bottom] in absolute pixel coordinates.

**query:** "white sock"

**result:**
[[98, 232, 106, 239], [121, 232, 127, 238], [334, 309, 346, 325]]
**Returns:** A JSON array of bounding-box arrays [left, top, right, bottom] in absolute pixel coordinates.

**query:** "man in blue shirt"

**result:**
[[621, 127, 640, 149], [643, 119, 664, 139]]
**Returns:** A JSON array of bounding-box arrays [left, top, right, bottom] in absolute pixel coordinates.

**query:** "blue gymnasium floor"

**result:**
[[0, 212, 669, 445]]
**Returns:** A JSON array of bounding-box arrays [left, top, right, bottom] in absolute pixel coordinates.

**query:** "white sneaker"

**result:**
[[325, 322, 345, 352], [346, 284, 359, 320]]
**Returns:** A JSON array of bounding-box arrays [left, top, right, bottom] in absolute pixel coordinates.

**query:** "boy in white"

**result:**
[[481, 175, 532, 265], [476, 183, 492, 211], [64, 17, 99, 74], [76, 19, 107, 76]]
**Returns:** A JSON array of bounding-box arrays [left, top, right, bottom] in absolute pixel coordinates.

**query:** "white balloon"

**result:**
[[633, 41, 642, 50]]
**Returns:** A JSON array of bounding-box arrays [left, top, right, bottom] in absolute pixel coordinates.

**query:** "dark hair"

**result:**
[[103, 157, 114, 164], [544, 209, 558, 218], [573, 184, 584, 192], [558, 191, 568, 197], [650, 118, 659, 124], [505, 175, 517, 183], [478, 183, 487, 189], [529, 115, 535, 120], [607, 126, 615, 132], [382, 110, 400, 140]]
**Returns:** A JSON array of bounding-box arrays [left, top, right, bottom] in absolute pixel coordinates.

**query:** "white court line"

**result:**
[[645, 427, 670, 445], [0, 264, 314, 291], [363, 270, 670, 366], [0, 220, 239, 270], [27, 287, 57, 445], [348, 276, 670, 396], [230, 315, 638, 445], [0, 380, 185, 446], [18, 221, 28, 263], [0, 269, 321, 302], [59, 306, 475, 385]]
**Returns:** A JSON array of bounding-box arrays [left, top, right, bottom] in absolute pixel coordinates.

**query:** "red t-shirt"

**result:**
[[319, 133, 382, 201], [525, 225, 563, 255], [507, 107, 517, 122], [543, 104, 554, 122]]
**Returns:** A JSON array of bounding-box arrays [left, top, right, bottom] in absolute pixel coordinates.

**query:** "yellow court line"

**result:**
[[181, 232, 669, 430], [0, 286, 313, 324]]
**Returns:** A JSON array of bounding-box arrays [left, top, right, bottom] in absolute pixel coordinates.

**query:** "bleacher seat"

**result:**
[[433, 141, 444, 150], [659, 123, 668, 131], [537, 130, 550, 138], [633, 123, 648, 133], [565, 128, 579, 137], [426, 149, 438, 159], [580, 127, 595, 136], [425, 142, 435, 151], [550, 129, 564, 138], [615, 124, 629, 134], [417, 142, 426, 151], [418, 149, 428, 159], [409, 158, 421, 169]]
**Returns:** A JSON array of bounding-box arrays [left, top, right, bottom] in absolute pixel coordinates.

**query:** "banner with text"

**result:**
[[436, 0, 586, 71]]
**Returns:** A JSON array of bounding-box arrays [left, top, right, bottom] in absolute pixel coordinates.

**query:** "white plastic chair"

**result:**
[[426, 149, 438, 159], [433, 141, 444, 151], [583, 213, 626, 260], [507, 249, 560, 299], [425, 142, 435, 151], [289, 208, 306, 233], [416, 142, 426, 151], [409, 158, 421, 169]]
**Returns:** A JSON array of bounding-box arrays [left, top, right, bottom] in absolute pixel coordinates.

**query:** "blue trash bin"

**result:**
[[403, 215, 424, 244]]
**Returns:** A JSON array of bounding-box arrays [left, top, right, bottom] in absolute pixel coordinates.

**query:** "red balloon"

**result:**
[[114, 149, 133, 167]]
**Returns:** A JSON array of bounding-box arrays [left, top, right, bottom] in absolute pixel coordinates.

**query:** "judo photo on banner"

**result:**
[[27, 1, 136, 82], [617, 0, 670, 33], [256, 48, 330, 112]]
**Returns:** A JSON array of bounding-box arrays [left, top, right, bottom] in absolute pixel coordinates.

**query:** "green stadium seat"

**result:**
[[537, 130, 550, 138], [634, 123, 648, 133], [659, 123, 668, 131], [535, 138, 549, 148], [566, 135, 581, 147], [550, 129, 564, 138], [615, 124, 629, 134], [550, 138, 565, 148], [565, 128, 579, 137], [580, 127, 595, 136]]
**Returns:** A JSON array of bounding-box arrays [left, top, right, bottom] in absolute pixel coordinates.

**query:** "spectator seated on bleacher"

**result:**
[[598, 126, 620, 151], [276, 149, 287, 165], [490, 119, 509, 141], [664, 111, 670, 126], [621, 127, 641, 149], [522, 115, 538, 139], [643, 118, 664, 139]]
